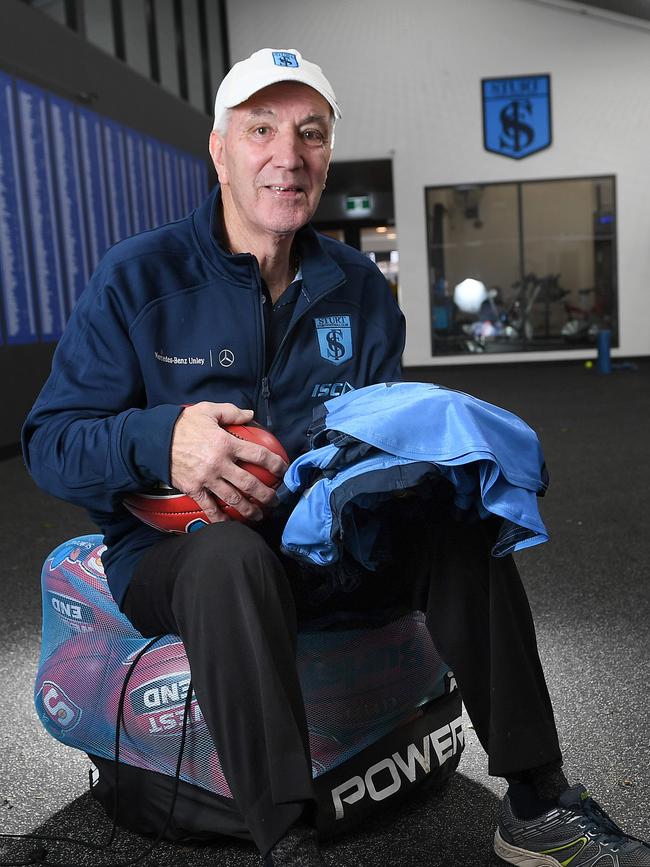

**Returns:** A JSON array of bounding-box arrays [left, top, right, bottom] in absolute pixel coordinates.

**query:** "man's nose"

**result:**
[[272, 130, 304, 169]]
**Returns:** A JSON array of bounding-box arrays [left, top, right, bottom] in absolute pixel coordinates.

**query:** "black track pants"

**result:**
[[122, 522, 314, 856], [423, 516, 563, 777], [122, 517, 562, 855]]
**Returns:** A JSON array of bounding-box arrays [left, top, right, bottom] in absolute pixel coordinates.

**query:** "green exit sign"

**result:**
[[345, 195, 372, 215]]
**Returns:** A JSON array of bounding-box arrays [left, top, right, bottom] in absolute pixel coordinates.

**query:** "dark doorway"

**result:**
[[313, 159, 399, 300]]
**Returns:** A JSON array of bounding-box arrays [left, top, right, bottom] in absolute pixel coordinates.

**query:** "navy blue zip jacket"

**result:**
[[22, 186, 405, 605]]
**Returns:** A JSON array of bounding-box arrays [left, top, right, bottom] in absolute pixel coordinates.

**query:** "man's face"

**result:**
[[210, 81, 333, 242]]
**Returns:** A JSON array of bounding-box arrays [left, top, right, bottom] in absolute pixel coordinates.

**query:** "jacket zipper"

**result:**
[[260, 376, 272, 429], [253, 263, 271, 427], [257, 274, 347, 431]]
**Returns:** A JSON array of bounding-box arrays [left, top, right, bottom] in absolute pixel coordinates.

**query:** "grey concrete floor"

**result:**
[[1, 360, 649, 865]]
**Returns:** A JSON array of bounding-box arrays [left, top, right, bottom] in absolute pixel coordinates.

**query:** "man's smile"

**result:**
[[265, 184, 305, 195]]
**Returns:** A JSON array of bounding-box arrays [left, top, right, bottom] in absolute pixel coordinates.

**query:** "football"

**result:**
[[105, 639, 208, 755], [34, 636, 117, 746], [123, 422, 288, 532], [298, 614, 447, 739]]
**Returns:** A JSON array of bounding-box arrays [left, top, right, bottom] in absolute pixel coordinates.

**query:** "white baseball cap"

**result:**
[[213, 48, 341, 131]]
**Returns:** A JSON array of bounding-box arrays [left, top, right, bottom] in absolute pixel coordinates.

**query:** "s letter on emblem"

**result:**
[[481, 74, 552, 160], [314, 315, 353, 366]]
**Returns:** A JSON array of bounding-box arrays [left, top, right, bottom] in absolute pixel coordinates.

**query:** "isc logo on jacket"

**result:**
[[314, 315, 353, 366]]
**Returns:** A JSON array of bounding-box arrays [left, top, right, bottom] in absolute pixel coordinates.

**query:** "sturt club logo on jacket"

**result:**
[[314, 315, 353, 366]]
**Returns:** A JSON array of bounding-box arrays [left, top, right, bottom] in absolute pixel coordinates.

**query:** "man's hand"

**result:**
[[170, 402, 288, 523]]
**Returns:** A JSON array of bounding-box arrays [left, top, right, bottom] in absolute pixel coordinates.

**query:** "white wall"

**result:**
[[224, 0, 650, 364]]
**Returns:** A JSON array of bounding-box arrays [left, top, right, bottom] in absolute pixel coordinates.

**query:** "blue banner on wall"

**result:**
[[0, 72, 38, 344], [16, 79, 67, 340], [162, 145, 182, 221], [0, 68, 209, 346], [178, 152, 193, 217], [103, 118, 132, 244], [49, 93, 90, 307], [124, 128, 151, 235], [145, 136, 168, 226], [78, 107, 112, 270], [194, 157, 208, 200], [482, 74, 552, 160]]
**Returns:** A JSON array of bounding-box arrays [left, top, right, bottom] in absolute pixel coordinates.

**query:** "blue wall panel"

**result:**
[[194, 157, 209, 200], [78, 106, 112, 272], [162, 145, 182, 221], [49, 93, 90, 307], [145, 136, 168, 226], [103, 118, 132, 243], [0, 69, 209, 346], [178, 151, 191, 216], [0, 72, 38, 344], [16, 79, 67, 341], [124, 128, 151, 235]]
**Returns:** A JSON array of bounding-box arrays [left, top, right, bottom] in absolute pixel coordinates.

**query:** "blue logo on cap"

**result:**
[[272, 51, 299, 68]]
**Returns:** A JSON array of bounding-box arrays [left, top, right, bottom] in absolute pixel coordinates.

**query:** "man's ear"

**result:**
[[209, 130, 228, 185]]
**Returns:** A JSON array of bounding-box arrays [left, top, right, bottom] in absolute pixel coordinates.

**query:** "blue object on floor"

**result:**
[[597, 329, 612, 374]]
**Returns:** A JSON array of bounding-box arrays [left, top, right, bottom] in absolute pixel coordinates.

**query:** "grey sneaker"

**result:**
[[494, 784, 650, 866]]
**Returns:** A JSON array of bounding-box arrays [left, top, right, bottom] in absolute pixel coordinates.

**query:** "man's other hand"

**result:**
[[170, 402, 288, 523]]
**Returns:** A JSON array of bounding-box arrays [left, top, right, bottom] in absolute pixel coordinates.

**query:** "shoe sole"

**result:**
[[493, 828, 562, 866]]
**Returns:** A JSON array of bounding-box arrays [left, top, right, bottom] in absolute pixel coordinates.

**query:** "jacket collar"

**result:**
[[193, 185, 345, 300]]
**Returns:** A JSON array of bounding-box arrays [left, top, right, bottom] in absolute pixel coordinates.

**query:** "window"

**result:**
[[23, 0, 229, 115], [23, 0, 75, 28], [426, 176, 617, 355]]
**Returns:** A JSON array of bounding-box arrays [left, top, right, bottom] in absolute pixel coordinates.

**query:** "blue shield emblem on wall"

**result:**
[[482, 74, 552, 160], [314, 315, 353, 366]]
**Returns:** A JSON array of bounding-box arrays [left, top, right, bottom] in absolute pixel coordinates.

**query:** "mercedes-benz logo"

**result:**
[[219, 349, 235, 367]]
